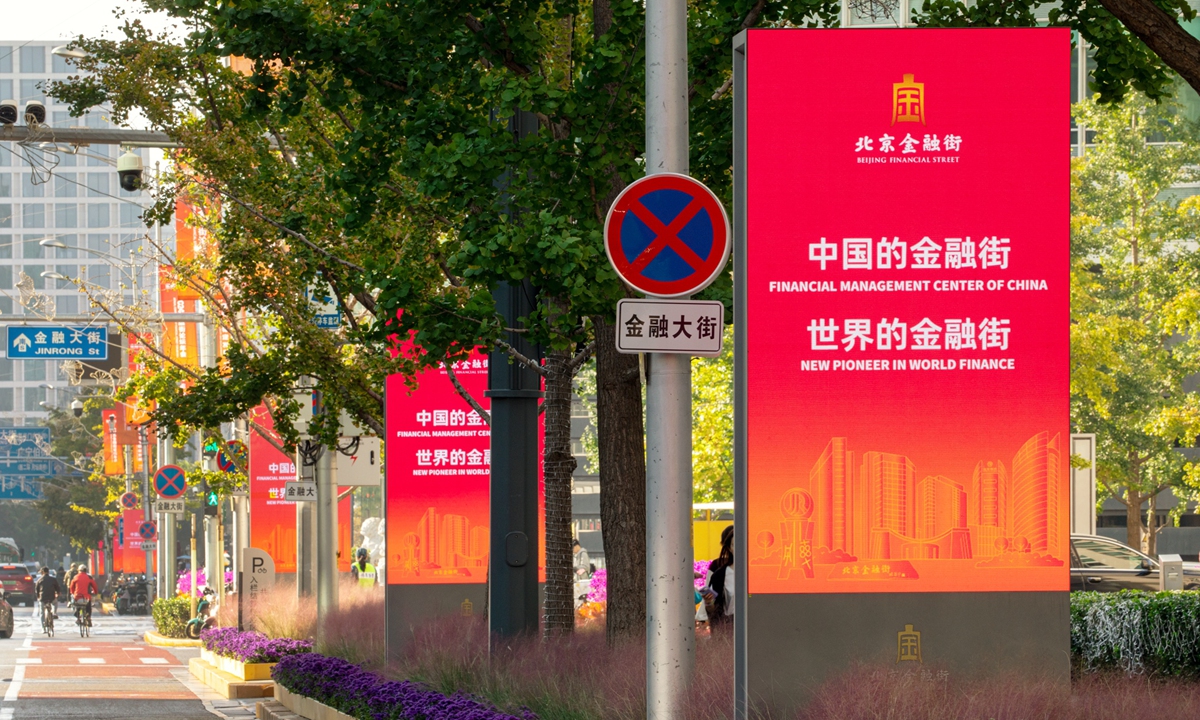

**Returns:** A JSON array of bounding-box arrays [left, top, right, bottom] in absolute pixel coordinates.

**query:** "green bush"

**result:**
[[152, 595, 192, 639], [1072, 590, 1200, 676]]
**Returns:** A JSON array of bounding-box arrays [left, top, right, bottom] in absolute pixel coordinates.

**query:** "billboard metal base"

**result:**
[[745, 591, 1069, 713]]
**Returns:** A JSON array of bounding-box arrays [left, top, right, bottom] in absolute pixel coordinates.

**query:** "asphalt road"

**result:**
[[0, 602, 250, 719]]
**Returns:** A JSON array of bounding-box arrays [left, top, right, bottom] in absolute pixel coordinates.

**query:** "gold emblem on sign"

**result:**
[[892, 74, 925, 125], [897, 624, 922, 663], [461, 599, 474, 617]]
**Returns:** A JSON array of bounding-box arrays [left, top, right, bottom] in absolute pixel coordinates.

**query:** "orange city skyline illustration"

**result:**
[[398, 506, 489, 579], [753, 431, 1064, 587]]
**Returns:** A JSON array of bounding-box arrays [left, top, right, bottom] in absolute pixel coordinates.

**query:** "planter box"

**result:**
[[276, 684, 358, 720], [199, 648, 275, 681]]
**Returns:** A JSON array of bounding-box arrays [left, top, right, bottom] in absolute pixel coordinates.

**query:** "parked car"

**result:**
[[0, 564, 34, 606], [1070, 534, 1200, 591], [0, 591, 12, 638]]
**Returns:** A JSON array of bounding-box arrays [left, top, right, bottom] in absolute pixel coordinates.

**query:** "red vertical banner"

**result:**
[[385, 354, 546, 586], [121, 508, 146, 573], [249, 406, 298, 573], [112, 519, 123, 573], [743, 29, 1069, 594], [338, 489, 353, 572]]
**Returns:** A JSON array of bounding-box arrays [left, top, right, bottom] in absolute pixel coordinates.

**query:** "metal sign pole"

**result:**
[[315, 390, 339, 624], [645, 0, 695, 714], [139, 427, 154, 602]]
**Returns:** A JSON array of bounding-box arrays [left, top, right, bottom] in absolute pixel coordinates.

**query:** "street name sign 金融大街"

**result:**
[[156, 499, 185, 514], [615, 299, 724, 355], [283, 480, 317, 502], [604, 173, 730, 298], [6, 325, 107, 360]]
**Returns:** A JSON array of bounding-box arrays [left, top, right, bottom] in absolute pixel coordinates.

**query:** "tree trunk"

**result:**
[[1095, 0, 1200, 100], [543, 347, 578, 637], [592, 315, 647, 645], [1146, 492, 1158, 556], [1125, 490, 1143, 550]]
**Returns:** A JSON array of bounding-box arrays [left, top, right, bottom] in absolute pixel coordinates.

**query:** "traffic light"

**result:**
[[203, 439, 221, 458], [202, 480, 219, 516]]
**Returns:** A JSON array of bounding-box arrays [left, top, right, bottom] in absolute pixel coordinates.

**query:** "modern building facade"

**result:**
[[0, 41, 165, 425]]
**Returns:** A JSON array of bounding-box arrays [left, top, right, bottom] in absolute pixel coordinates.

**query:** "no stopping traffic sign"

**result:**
[[604, 173, 730, 298]]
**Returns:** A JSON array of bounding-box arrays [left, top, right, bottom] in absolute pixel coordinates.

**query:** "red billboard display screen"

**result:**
[[744, 29, 1069, 594], [249, 407, 298, 573], [386, 356, 544, 585]]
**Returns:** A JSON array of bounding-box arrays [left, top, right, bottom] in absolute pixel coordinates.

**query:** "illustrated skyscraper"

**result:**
[[1011, 432, 1061, 557], [969, 460, 1009, 557], [811, 438, 854, 555]]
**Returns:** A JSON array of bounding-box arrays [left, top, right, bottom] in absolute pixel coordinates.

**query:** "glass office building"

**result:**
[[0, 41, 168, 425]]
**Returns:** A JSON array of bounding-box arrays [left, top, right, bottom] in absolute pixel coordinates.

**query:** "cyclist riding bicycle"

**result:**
[[69, 567, 99, 626], [34, 568, 61, 630]]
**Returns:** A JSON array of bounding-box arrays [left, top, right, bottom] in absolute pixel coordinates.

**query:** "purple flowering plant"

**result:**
[[273, 652, 536, 720], [201, 627, 313, 664]]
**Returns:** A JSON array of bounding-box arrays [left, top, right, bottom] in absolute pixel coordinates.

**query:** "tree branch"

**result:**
[[495, 339, 548, 377], [1096, 0, 1200, 99], [445, 362, 491, 425]]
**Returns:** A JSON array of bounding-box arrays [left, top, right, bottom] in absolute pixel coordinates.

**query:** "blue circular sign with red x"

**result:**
[[119, 491, 139, 510], [154, 464, 187, 499], [139, 520, 158, 542], [217, 439, 247, 472], [604, 173, 730, 298]]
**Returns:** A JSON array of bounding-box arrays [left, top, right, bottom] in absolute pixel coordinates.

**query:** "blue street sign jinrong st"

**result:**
[[5, 325, 108, 360]]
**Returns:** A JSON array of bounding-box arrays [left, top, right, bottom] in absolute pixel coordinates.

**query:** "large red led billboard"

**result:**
[[386, 356, 544, 585], [249, 406, 298, 573], [743, 29, 1069, 594]]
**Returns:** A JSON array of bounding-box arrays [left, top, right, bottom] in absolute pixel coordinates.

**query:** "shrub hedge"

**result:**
[[151, 595, 191, 639], [1072, 590, 1200, 676]]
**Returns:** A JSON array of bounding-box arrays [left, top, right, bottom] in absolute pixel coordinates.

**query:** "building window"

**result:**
[[55, 204, 77, 228], [0, 358, 12, 382], [24, 361, 46, 382], [52, 234, 77, 259], [23, 265, 44, 289], [87, 145, 111, 168], [0, 236, 11, 258], [22, 204, 45, 228], [0, 267, 13, 289], [23, 237, 44, 259], [0, 48, 12, 74], [56, 295, 77, 316], [0, 389, 13, 412], [87, 204, 110, 228], [19, 80, 44, 106], [55, 174, 76, 197], [0, 175, 10, 197], [51, 53, 75, 74], [0, 205, 10, 228], [23, 387, 45, 412], [119, 204, 143, 228], [19, 47, 45, 74], [22, 174, 44, 198], [86, 173, 109, 198]]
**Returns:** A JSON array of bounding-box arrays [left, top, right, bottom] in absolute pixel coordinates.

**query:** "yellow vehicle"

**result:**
[[693, 502, 733, 564]]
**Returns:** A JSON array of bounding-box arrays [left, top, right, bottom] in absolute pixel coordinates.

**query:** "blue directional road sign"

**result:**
[[0, 478, 43, 500], [0, 458, 56, 477], [154, 465, 187, 499], [0, 428, 51, 458], [6, 325, 108, 360]]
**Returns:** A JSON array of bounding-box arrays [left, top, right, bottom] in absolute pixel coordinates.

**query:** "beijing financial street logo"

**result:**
[[853, 73, 960, 163], [891, 74, 925, 125]]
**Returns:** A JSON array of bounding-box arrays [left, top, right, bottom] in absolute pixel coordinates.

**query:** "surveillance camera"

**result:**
[[71, 399, 83, 418], [0, 100, 15, 125], [23, 100, 45, 126], [117, 150, 144, 192]]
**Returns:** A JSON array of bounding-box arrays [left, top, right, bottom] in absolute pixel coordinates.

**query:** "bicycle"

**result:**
[[74, 599, 91, 638], [41, 599, 54, 637]]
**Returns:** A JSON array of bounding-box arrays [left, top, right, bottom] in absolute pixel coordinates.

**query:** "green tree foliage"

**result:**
[[1070, 93, 1200, 553], [33, 401, 114, 553], [692, 325, 733, 503]]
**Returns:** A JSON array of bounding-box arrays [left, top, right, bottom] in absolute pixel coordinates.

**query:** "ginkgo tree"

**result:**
[[1070, 93, 1200, 554]]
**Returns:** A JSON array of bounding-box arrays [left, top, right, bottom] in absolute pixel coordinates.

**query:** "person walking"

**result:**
[[350, 548, 378, 588], [700, 525, 734, 631]]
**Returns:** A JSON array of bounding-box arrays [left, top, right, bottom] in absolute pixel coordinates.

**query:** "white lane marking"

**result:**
[[15, 659, 40, 665], [67, 647, 89, 651], [77, 658, 105, 664], [0, 706, 13, 719], [4, 665, 25, 702], [139, 657, 169, 664], [121, 647, 142, 651]]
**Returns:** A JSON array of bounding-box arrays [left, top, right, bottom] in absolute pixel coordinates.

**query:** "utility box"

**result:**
[[1160, 554, 1184, 591]]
